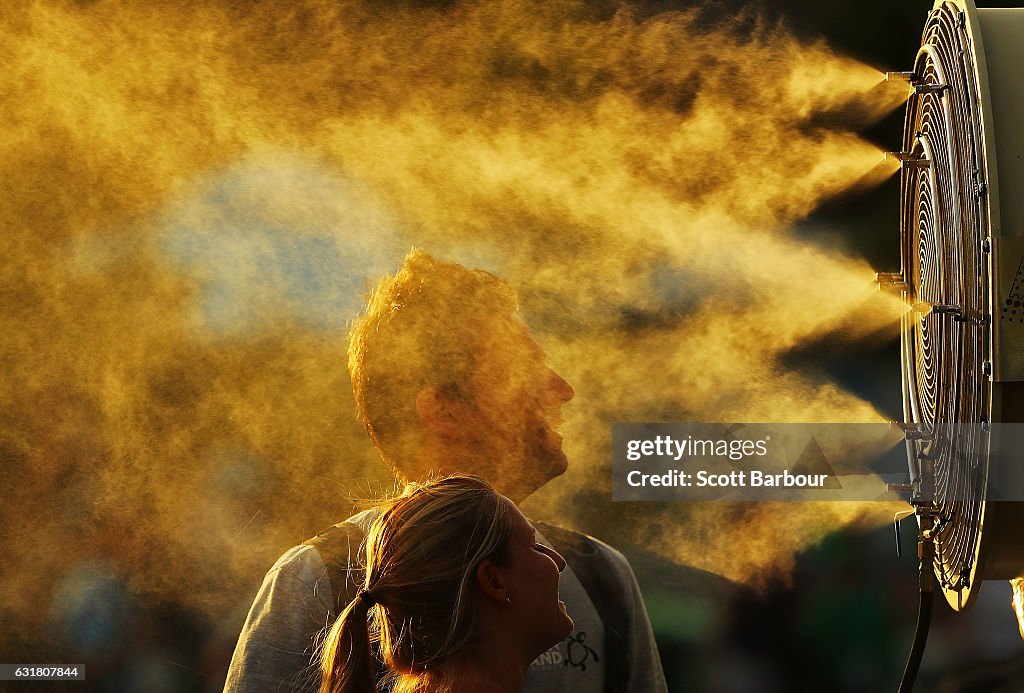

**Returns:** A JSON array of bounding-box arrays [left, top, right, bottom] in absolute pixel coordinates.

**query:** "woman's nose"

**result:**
[[548, 547, 568, 573]]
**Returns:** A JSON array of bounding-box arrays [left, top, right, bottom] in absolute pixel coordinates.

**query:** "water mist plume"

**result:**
[[0, 0, 909, 646]]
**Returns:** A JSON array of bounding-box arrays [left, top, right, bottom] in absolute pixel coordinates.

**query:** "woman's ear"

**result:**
[[475, 559, 509, 604]]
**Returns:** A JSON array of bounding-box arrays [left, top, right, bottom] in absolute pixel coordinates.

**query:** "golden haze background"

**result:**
[[0, 0, 910, 641]]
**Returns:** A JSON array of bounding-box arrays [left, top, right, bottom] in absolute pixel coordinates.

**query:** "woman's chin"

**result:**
[[558, 610, 575, 637]]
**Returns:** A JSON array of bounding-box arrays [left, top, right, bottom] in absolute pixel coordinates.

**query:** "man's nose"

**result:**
[[549, 369, 574, 403]]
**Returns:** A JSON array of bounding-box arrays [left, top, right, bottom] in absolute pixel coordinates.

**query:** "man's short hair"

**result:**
[[348, 249, 518, 472]]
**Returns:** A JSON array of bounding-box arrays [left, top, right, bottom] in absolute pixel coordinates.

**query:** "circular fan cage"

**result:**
[[900, 0, 1024, 611]]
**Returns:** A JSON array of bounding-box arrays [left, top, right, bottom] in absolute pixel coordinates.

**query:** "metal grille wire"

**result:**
[[900, 1, 991, 607]]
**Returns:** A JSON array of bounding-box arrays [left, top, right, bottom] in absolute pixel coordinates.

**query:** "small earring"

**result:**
[[505, 594, 512, 605]]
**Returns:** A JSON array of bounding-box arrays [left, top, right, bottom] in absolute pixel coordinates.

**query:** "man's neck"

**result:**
[[411, 446, 540, 505]]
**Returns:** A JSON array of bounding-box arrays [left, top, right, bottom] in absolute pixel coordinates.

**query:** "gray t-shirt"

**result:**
[[223, 518, 667, 693]]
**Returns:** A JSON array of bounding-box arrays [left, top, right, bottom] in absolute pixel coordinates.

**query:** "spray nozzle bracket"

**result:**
[[876, 271, 908, 293], [885, 71, 917, 83], [894, 509, 916, 559]]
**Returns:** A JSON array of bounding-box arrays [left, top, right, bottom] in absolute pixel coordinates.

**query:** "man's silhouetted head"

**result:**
[[349, 250, 574, 502]]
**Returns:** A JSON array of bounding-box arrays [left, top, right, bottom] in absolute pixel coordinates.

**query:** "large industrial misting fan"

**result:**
[[880, 0, 1024, 689]]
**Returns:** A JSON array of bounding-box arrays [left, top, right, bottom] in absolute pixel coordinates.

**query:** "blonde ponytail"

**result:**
[[319, 589, 378, 693]]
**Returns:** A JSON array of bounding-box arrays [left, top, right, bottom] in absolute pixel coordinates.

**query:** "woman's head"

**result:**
[[368, 475, 515, 674], [319, 475, 572, 693]]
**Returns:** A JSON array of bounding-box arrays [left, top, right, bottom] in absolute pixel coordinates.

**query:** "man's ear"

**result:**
[[475, 559, 509, 604], [415, 387, 469, 439]]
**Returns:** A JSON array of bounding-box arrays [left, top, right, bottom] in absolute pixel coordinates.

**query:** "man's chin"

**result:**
[[500, 452, 568, 503], [533, 434, 569, 475], [533, 448, 569, 487], [548, 450, 569, 478]]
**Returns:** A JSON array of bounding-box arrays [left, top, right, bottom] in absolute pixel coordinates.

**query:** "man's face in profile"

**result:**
[[466, 314, 575, 495]]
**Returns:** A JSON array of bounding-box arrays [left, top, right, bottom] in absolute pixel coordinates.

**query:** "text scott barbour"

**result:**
[[626, 469, 829, 488]]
